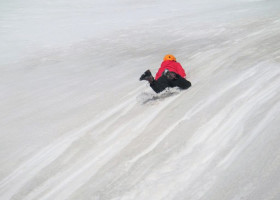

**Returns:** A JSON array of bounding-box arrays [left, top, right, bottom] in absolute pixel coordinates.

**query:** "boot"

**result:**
[[139, 70, 154, 83]]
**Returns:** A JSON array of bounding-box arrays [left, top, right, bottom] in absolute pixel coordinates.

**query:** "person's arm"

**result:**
[[176, 63, 186, 78], [155, 65, 165, 80]]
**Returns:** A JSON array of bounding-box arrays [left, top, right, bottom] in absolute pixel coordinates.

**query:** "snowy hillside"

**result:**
[[1, 0, 280, 199]]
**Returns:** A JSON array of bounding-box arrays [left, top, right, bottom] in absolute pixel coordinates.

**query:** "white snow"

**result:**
[[0, 0, 280, 200]]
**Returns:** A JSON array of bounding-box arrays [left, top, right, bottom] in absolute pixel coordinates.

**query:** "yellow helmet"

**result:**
[[163, 54, 176, 61]]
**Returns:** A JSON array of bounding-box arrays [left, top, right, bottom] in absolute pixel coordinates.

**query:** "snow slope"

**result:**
[[1, 0, 280, 199]]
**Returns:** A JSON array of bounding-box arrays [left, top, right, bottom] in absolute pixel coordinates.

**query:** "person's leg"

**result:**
[[171, 76, 191, 90], [150, 76, 170, 93]]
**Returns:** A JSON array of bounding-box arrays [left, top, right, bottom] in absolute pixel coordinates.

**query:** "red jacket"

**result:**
[[155, 60, 186, 80]]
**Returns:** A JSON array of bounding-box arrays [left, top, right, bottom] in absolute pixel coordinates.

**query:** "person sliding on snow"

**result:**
[[139, 54, 191, 93]]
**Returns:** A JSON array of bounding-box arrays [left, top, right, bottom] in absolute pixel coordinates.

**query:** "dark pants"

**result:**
[[150, 75, 191, 93]]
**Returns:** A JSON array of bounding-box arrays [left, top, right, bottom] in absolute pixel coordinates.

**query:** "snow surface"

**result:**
[[1, 0, 280, 199]]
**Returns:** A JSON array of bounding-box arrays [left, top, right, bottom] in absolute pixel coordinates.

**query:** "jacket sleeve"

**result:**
[[155, 64, 165, 80], [177, 63, 186, 78]]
